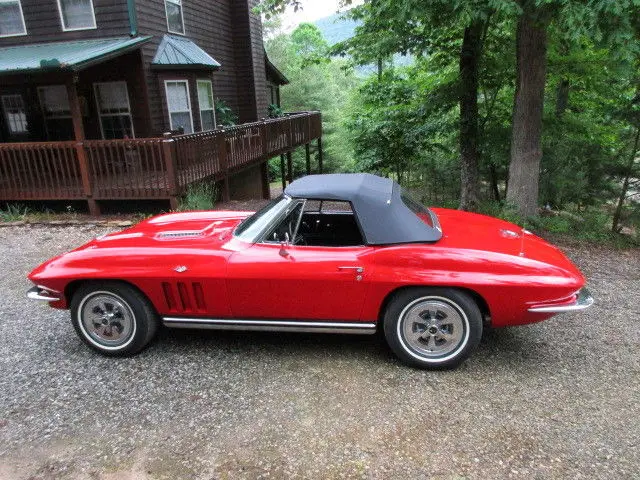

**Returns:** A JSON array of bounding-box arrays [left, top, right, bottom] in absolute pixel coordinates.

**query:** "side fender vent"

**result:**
[[162, 281, 206, 313]]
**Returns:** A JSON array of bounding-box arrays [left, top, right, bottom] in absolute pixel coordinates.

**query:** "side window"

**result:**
[[1, 94, 28, 135], [38, 85, 74, 140], [165, 80, 193, 134], [0, 0, 27, 37], [165, 0, 185, 35], [57, 0, 96, 31], [93, 81, 134, 139], [298, 200, 364, 247], [197, 80, 215, 131]]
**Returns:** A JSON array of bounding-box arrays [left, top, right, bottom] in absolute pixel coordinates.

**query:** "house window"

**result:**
[[57, 0, 96, 31], [0, 0, 27, 37], [197, 80, 215, 131], [94, 82, 135, 139], [38, 85, 74, 140], [165, 80, 193, 134], [1, 95, 28, 134], [165, 0, 184, 35]]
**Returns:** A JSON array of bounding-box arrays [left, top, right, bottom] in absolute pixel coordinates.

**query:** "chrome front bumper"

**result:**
[[27, 286, 62, 302], [528, 287, 594, 313]]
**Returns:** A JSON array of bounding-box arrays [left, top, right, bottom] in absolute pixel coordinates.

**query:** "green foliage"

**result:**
[[266, 23, 360, 174], [347, 64, 458, 185], [178, 182, 217, 211], [259, 1, 640, 242], [268, 104, 284, 118], [215, 99, 238, 127], [0, 204, 30, 222]]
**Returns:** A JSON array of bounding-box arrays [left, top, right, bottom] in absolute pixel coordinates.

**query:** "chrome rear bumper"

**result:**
[[528, 287, 594, 313], [27, 286, 61, 302]]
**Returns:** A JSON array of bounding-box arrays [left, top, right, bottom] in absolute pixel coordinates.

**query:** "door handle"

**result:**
[[337, 266, 364, 273]]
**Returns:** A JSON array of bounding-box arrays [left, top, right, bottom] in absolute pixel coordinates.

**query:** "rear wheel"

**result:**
[[70, 282, 158, 356], [383, 288, 483, 369]]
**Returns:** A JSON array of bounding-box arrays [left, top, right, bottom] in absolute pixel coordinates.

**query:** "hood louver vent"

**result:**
[[157, 230, 204, 239]]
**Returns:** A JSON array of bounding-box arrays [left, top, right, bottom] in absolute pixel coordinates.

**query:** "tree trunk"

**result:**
[[555, 78, 570, 117], [458, 20, 483, 212], [612, 126, 640, 233], [489, 162, 501, 201], [506, 8, 549, 218]]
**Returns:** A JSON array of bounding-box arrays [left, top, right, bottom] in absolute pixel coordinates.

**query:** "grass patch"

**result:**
[[178, 182, 217, 211], [0, 204, 30, 222]]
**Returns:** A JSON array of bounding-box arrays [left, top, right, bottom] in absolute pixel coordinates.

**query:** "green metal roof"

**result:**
[[152, 35, 221, 70], [0, 36, 152, 75]]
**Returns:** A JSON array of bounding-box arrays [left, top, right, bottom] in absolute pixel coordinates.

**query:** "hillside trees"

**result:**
[[332, 0, 519, 211], [506, 0, 640, 217], [259, 0, 640, 237], [265, 23, 359, 175]]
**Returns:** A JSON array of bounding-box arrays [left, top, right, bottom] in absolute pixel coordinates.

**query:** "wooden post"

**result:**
[[305, 143, 311, 175], [317, 137, 324, 173], [260, 160, 270, 199], [260, 120, 268, 158], [162, 132, 179, 208], [66, 78, 85, 142], [286, 151, 293, 183], [66, 78, 99, 215], [280, 154, 286, 189], [218, 130, 230, 202]]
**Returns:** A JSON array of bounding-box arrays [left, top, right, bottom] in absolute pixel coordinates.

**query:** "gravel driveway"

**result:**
[[0, 225, 638, 479]]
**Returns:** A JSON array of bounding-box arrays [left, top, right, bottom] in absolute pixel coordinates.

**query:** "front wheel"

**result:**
[[383, 288, 483, 369], [70, 282, 158, 356]]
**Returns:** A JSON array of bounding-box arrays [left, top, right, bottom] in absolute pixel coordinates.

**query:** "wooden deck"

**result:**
[[0, 112, 322, 210]]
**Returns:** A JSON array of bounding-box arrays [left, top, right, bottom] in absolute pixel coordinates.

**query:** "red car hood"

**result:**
[[89, 210, 253, 250], [432, 208, 583, 277]]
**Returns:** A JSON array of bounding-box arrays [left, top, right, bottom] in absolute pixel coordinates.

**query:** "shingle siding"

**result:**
[[136, 0, 268, 131], [0, 0, 130, 46], [0, 0, 270, 135]]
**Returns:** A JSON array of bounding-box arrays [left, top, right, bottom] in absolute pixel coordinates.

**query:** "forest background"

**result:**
[[258, 0, 640, 244]]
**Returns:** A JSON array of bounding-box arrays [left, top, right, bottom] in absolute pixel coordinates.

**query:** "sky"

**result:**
[[280, 0, 363, 32]]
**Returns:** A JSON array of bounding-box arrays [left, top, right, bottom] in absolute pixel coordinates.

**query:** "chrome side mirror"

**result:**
[[279, 232, 290, 257]]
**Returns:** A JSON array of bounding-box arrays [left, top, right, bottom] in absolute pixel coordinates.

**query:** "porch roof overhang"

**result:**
[[151, 35, 221, 70], [0, 36, 152, 76], [265, 52, 289, 85]]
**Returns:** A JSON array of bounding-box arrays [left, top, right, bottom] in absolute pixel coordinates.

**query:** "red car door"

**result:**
[[226, 243, 374, 321]]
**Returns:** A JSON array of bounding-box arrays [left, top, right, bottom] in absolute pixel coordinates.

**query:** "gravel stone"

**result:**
[[0, 225, 638, 479]]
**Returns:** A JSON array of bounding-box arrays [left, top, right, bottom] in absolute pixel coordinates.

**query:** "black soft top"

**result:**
[[284, 173, 442, 245]]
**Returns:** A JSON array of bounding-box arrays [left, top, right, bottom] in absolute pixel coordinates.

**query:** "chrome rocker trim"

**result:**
[[27, 286, 62, 302], [162, 317, 377, 335], [528, 287, 594, 313]]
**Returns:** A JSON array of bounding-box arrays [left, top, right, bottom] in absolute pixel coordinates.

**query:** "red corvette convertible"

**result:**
[[28, 173, 593, 368]]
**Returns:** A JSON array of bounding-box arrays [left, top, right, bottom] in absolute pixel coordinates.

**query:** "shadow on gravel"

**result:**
[[145, 323, 547, 370], [156, 327, 389, 357]]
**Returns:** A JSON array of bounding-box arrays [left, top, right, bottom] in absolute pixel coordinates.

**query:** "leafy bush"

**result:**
[[268, 104, 284, 118], [215, 99, 238, 127], [178, 183, 217, 211], [476, 201, 637, 245]]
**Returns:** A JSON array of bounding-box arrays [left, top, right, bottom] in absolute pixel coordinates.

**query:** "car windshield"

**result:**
[[233, 195, 294, 242]]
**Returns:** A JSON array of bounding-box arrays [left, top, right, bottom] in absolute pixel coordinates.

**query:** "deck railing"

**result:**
[[0, 111, 321, 203]]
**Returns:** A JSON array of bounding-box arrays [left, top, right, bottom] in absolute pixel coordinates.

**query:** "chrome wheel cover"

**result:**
[[77, 291, 136, 350], [397, 296, 469, 362]]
